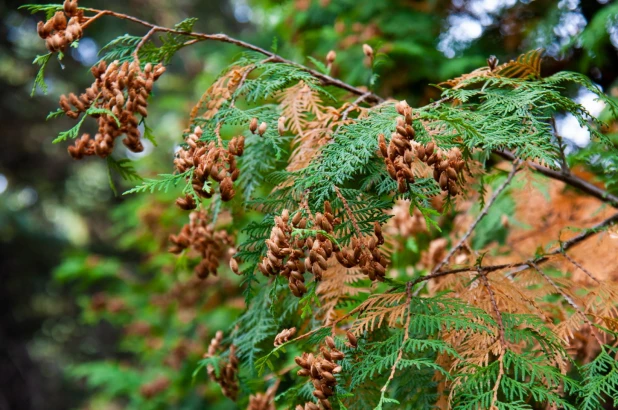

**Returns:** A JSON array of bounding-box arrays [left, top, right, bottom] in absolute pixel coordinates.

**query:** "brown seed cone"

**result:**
[[346, 331, 357, 347], [176, 195, 197, 210], [250, 117, 258, 134], [220, 177, 235, 201], [230, 258, 240, 274]]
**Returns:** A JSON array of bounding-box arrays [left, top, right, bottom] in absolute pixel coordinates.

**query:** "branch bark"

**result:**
[[413, 211, 618, 287], [82, 8, 384, 104], [497, 150, 618, 208]]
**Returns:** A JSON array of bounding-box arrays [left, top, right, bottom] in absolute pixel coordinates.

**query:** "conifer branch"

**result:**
[[72, 7, 618, 215], [529, 261, 602, 345], [478, 270, 506, 347], [497, 150, 618, 208], [413, 211, 618, 285], [80, 7, 384, 104], [334, 186, 363, 240], [381, 282, 413, 394], [432, 161, 520, 274], [561, 252, 600, 284], [36, 6, 618, 213]]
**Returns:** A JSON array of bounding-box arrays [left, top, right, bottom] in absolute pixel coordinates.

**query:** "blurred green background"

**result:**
[[1, 0, 617, 409]]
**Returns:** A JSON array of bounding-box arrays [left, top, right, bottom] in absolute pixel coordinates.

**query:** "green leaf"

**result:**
[[142, 121, 158, 147], [123, 169, 193, 195], [46, 109, 65, 120], [52, 107, 120, 144], [19, 3, 63, 19], [107, 157, 142, 196], [31, 53, 52, 97], [174, 17, 198, 32], [307, 56, 329, 74]]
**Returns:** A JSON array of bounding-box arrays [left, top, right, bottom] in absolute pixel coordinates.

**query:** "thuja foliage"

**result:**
[[27, 1, 618, 409]]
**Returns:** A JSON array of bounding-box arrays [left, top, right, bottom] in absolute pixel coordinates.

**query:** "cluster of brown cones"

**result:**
[[258, 203, 339, 297], [379, 101, 418, 193], [247, 383, 278, 410], [295, 336, 345, 410], [274, 327, 297, 346], [174, 126, 245, 209], [416, 143, 465, 196], [168, 210, 234, 279], [63, 60, 165, 159], [204, 331, 239, 400], [379, 100, 465, 196], [37, 0, 84, 53], [335, 221, 387, 281]]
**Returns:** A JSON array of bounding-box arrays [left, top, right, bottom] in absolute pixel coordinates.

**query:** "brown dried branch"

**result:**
[[412, 211, 618, 287], [497, 150, 618, 208], [562, 252, 600, 284], [477, 270, 506, 347], [529, 261, 603, 345], [381, 282, 413, 394], [432, 161, 520, 274]]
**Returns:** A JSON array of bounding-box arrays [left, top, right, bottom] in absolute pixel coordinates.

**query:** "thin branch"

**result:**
[[411, 211, 618, 287], [478, 270, 506, 347], [497, 150, 618, 208], [289, 300, 365, 344], [81, 7, 384, 104], [432, 161, 520, 274], [132, 26, 158, 62], [551, 117, 570, 175], [561, 252, 600, 284], [478, 270, 507, 410], [529, 261, 603, 345], [341, 91, 373, 122], [491, 354, 505, 409], [381, 282, 413, 393], [334, 186, 363, 240]]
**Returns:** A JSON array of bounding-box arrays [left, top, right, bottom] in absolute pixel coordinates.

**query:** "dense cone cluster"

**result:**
[[274, 327, 297, 346], [259, 203, 390, 286], [378, 100, 417, 193], [168, 210, 234, 279], [415, 143, 465, 196], [247, 384, 277, 410], [173, 126, 244, 209], [378, 100, 464, 196], [205, 331, 239, 400], [295, 336, 344, 410], [63, 60, 165, 159], [139, 376, 170, 399], [258, 203, 339, 297], [335, 221, 387, 281], [37, 0, 85, 53]]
